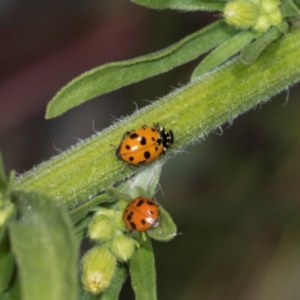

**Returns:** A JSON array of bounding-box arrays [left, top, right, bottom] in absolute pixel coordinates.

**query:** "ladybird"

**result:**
[[115, 123, 174, 166], [122, 197, 160, 232]]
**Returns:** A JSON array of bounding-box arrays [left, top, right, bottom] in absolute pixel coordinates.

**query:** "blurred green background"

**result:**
[[1, 1, 300, 299]]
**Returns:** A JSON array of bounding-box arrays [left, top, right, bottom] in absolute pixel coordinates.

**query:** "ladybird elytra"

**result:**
[[122, 197, 160, 232], [115, 123, 174, 166]]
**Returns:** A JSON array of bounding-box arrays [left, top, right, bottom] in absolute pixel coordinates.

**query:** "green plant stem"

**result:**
[[15, 26, 300, 209]]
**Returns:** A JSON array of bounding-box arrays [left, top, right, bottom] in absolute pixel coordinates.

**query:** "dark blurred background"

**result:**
[[1, 1, 300, 299]]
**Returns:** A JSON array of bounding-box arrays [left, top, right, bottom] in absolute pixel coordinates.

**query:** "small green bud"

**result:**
[[224, 1, 259, 28], [110, 235, 138, 262], [81, 247, 116, 294], [253, 15, 271, 32], [88, 215, 115, 243], [261, 0, 279, 12], [269, 10, 282, 25]]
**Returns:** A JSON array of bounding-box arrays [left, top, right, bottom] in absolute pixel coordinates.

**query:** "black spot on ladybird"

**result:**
[[129, 156, 134, 161], [127, 211, 134, 221], [141, 219, 146, 225], [144, 151, 151, 159], [130, 222, 137, 230], [125, 145, 131, 150], [129, 133, 139, 139], [136, 199, 145, 206], [140, 136, 147, 145], [147, 201, 155, 206]]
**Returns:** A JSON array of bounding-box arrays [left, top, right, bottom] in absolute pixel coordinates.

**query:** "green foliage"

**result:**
[[46, 21, 239, 118], [7, 190, 78, 300], [2, 0, 300, 298], [46, 0, 300, 119], [191, 30, 257, 79], [129, 237, 157, 300], [240, 26, 285, 64], [17, 27, 300, 207], [131, 0, 226, 11]]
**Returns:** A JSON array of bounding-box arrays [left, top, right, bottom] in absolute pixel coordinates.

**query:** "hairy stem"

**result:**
[[15, 26, 300, 209]]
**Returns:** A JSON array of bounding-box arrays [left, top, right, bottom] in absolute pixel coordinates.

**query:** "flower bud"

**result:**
[[110, 235, 137, 262], [253, 15, 271, 32], [261, 0, 279, 13], [224, 1, 259, 28], [269, 10, 282, 25], [88, 214, 115, 243], [81, 247, 116, 294]]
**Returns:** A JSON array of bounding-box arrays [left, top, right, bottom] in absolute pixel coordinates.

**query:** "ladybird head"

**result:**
[[155, 123, 174, 152]]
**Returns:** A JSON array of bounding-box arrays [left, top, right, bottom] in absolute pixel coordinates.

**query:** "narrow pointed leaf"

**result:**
[[129, 237, 156, 300], [147, 205, 177, 241], [281, 0, 300, 17], [46, 21, 239, 119], [8, 190, 78, 300], [191, 30, 256, 80], [240, 27, 282, 65], [131, 0, 226, 11]]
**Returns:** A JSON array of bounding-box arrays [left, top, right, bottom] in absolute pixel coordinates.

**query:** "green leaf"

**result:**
[[129, 237, 156, 300], [281, 0, 300, 17], [113, 160, 164, 199], [240, 27, 282, 65], [147, 205, 177, 241], [8, 190, 78, 300], [0, 234, 14, 294], [191, 30, 256, 80], [46, 21, 239, 118], [131, 0, 226, 11]]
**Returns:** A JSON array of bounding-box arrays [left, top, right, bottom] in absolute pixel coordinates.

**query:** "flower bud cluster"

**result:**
[[81, 202, 139, 294], [224, 0, 283, 32]]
